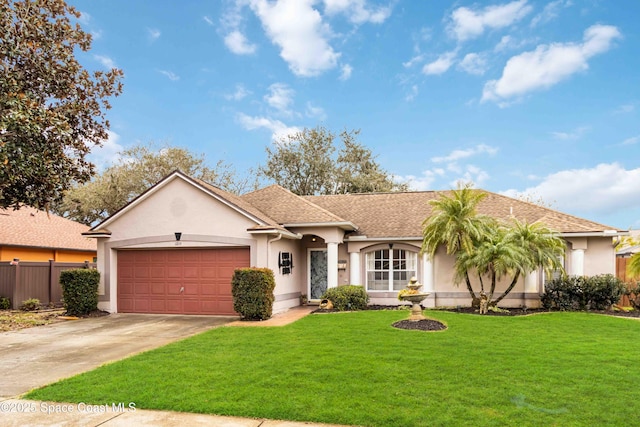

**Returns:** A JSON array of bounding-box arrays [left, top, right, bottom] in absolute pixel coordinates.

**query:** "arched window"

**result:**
[[366, 248, 417, 291]]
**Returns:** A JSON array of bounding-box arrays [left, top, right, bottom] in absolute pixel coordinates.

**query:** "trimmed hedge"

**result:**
[[541, 274, 626, 311], [231, 268, 275, 320], [321, 285, 369, 311], [60, 269, 100, 316]]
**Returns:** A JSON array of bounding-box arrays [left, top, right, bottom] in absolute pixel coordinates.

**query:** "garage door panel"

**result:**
[[117, 248, 249, 315]]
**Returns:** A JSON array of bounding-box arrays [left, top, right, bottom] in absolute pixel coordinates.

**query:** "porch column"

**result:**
[[524, 271, 538, 293], [349, 251, 361, 285], [571, 249, 585, 276], [327, 242, 339, 289], [422, 255, 434, 293]]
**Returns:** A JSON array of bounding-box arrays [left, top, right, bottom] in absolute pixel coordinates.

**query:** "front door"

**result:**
[[309, 249, 328, 300]]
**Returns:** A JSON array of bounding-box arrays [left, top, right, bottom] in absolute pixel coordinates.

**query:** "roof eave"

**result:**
[[559, 230, 628, 238], [283, 221, 358, 231], [246, 228, 302, 240]]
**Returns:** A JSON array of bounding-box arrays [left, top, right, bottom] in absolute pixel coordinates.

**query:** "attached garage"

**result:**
[[117, 248, 250, 315]]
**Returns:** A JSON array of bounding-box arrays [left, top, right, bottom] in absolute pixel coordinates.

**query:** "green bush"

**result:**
[[60, 269, 100, 316], [321, 285, 369, 311], [583, 274, 626, 310], [627, 282, 640, 310], [542, 274, 626, 311], [20, 298, 40, 311], [0, 296, 10, 310], [231, 268, 275, 320]]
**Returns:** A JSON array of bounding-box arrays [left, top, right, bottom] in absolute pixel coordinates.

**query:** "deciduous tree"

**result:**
[[260, 126, 407, 195], [0, 0, 123, 210], [53, 143, 255, 225]]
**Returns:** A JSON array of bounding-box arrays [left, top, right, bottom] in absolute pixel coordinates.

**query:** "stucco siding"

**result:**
[[105, 178, 258, 242], [583, 237, 616, 277]]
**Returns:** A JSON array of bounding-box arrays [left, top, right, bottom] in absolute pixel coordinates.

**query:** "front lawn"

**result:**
[[25, 311, 640, 426]]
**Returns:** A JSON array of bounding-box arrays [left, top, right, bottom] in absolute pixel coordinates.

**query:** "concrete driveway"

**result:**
[[0, 313, 235, 398]]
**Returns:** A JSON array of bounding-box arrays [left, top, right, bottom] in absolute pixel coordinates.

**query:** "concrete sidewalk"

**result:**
[[0, 398, 351, 427], [227, 305, 316, 327]]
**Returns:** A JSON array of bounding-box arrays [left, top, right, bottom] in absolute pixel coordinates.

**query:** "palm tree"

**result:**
[[454, 224, 530, 304], [492, 219, 565, 305], [421, 185, 493, 304]]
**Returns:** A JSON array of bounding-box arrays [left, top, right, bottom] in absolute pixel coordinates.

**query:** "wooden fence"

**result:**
[[616, 256, 632, 306], [0, 260, 96, 309]]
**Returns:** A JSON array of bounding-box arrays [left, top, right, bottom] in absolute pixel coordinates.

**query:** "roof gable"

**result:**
[[0, 207, 96, 251]]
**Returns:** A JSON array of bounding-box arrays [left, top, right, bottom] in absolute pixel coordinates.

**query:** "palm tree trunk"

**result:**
[[492, 271, 521, 305], [464, 271, 480, 307]]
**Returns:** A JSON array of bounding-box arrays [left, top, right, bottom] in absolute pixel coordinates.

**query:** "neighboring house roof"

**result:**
[[0, 207, 96, 251], [617, 230, 640, 256]]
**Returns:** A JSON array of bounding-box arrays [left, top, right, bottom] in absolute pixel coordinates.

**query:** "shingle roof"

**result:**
[[0, 207, 97, 251], [241, 185, 348, 225], [303, 189, 618, 238], [191, 178, 284, 229]]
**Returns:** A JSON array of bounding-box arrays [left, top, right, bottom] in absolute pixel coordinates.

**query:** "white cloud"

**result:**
[[93, 55, 116, 69], [158, 70, 180, 81], [225, 84, 252, 101], [403, 54, 424, 68], [340, 64, 353, 80], [264, 83, 295, 114], [622, 136, 639, 146], [249, 0, 340, 77], [224, 30, 257, 55], [530, 0, 571, 28], [78, 11, 91, 25], [459, 53, 488, 75], [147, 28, 161, 41], [502, 163, 640, 215], [613, 103, 635, 114], [203, 16, 214, 26], [305, 102, 327, 120], [431, 144, 498, 163], [482, 24, 621, 103], [422, 51, 457, 75], [88, 130, 124, 170], [405, 85, 419, 102], [551, 126, 589, 140], [323, 0, 392, 24], [400, 169, 445, 191], [236, 113, 300, 141], [451, 165, 490, 188], [447, 0, 533, 42]]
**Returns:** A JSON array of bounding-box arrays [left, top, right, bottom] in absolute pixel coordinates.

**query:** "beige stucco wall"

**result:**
[[583, 237, 616, 276]]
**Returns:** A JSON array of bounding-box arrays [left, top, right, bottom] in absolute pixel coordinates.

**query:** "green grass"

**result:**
[[25, 311, 640, 426]]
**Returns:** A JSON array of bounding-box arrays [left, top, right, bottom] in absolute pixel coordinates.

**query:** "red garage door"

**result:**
[[117, 248, 250, 315]]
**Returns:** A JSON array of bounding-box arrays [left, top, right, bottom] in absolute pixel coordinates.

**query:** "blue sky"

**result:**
[[70, 0, 639, 230]]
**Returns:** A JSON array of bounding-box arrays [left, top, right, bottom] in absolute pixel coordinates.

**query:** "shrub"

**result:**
[[583, 274, 626, 310], [60, 269, 100, 316], [232, 268, 275, 320], [321, 285, 369, 311], [20, 298, 40, 311], [0, 297, 10, 310], [542, 274, 626, 311], [626, 282, 640, 310]]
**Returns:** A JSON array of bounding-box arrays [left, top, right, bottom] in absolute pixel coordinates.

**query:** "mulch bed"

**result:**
[[392, 319, 447, 331]]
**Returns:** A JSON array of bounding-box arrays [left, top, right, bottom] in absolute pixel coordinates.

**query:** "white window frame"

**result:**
[[366, 248, 417, 291]]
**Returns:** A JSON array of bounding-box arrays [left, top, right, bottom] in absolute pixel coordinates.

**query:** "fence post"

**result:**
[[11, 259, 20, 309], [49, 259, 55, 306]]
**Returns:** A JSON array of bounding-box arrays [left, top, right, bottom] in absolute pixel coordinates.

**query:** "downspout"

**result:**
[[267, 233, 283, 267]]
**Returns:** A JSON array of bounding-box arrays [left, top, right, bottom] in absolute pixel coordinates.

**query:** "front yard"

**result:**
[[0, 309, 64, 332], [25, 310, 640, 426]]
